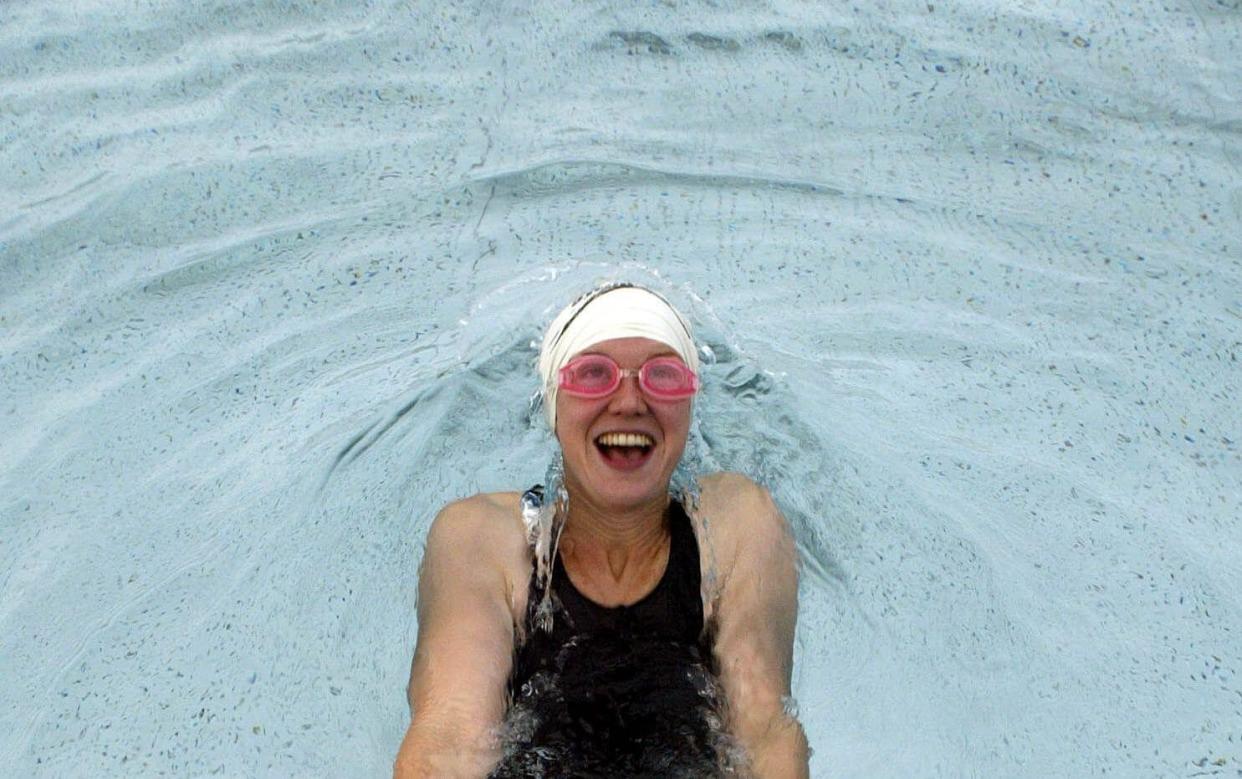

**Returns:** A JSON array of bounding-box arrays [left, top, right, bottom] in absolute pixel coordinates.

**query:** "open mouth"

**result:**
[[594, 432, 655, 470]]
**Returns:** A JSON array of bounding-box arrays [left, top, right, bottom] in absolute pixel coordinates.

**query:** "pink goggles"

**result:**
[[558, 354, 699, 400]]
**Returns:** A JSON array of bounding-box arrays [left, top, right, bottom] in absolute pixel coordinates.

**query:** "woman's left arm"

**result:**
[[705, 474, 810, 778]]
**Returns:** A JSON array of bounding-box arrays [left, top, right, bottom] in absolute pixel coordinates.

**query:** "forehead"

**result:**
[[575, 337, 677, 362]]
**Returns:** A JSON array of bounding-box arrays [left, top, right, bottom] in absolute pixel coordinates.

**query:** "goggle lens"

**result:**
[[559, 355, 698, 399]]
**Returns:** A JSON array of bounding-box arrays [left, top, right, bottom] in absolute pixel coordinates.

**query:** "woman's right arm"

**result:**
[[394, 496, 525, 779]]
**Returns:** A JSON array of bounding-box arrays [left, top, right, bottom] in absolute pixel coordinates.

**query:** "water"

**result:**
[[2, 0, 1239, 776]]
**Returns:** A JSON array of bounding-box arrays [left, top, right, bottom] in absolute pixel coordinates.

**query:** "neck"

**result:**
[[558, 487, 672, 584]]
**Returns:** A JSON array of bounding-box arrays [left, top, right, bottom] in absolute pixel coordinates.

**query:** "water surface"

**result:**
[[1, 0, 1240, 776]]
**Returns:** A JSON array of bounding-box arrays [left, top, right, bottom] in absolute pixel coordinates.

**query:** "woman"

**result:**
[[394, 284, 809, 777]]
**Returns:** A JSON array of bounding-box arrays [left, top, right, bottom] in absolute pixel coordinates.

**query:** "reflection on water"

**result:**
[[2, 0, 1239, 776]]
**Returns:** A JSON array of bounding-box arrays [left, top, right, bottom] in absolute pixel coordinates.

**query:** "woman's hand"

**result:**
[[701, 473, 810, 778], [394, 494, 528, 779]]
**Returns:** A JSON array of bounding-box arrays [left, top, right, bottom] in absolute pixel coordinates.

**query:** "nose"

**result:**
[[607, 371, 649, 413]]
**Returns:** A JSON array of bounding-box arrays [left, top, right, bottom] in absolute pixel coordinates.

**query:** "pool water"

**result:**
[[1, 0, 1239, 776]]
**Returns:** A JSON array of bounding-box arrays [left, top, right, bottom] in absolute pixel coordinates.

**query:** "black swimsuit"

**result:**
[[489, 488, 726, 778]]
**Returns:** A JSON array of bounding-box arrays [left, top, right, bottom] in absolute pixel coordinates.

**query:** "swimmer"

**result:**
[[394, 284, 809, 778]]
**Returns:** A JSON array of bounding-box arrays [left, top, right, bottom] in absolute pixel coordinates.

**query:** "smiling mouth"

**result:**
[[594, 432, 655, 469]]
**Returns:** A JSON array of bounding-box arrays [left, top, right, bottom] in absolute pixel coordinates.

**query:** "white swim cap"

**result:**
[[538, 283, 699, 430]]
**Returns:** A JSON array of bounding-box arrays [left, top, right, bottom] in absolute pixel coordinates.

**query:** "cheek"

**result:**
[[656, 404, 693, 441], [554, 396, 602, 442]]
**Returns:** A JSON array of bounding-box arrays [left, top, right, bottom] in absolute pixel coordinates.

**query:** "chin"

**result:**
[[597, 481, 669, 509], [564, 460, 671, 510]]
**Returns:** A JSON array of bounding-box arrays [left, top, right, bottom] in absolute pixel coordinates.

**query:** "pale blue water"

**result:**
[[2, 1, 1240, 777]]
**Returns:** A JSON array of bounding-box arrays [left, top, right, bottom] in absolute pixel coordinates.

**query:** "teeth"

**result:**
[[597, 432, 654, 448]]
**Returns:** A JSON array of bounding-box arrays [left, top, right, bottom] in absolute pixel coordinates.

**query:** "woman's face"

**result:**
[[555, 337, 693, 512]]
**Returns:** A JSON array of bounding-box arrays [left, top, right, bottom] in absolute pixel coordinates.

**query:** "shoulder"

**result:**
[[698, 471, 775, 510], [422, 491, 531, 612], [694, 473, 797, 603], [696, 472, 789, 548], [426, 491, 526, 549]]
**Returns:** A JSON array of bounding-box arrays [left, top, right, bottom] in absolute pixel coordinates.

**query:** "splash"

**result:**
[[671, 437, 726, 622], [519, 456, 569, 634]]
